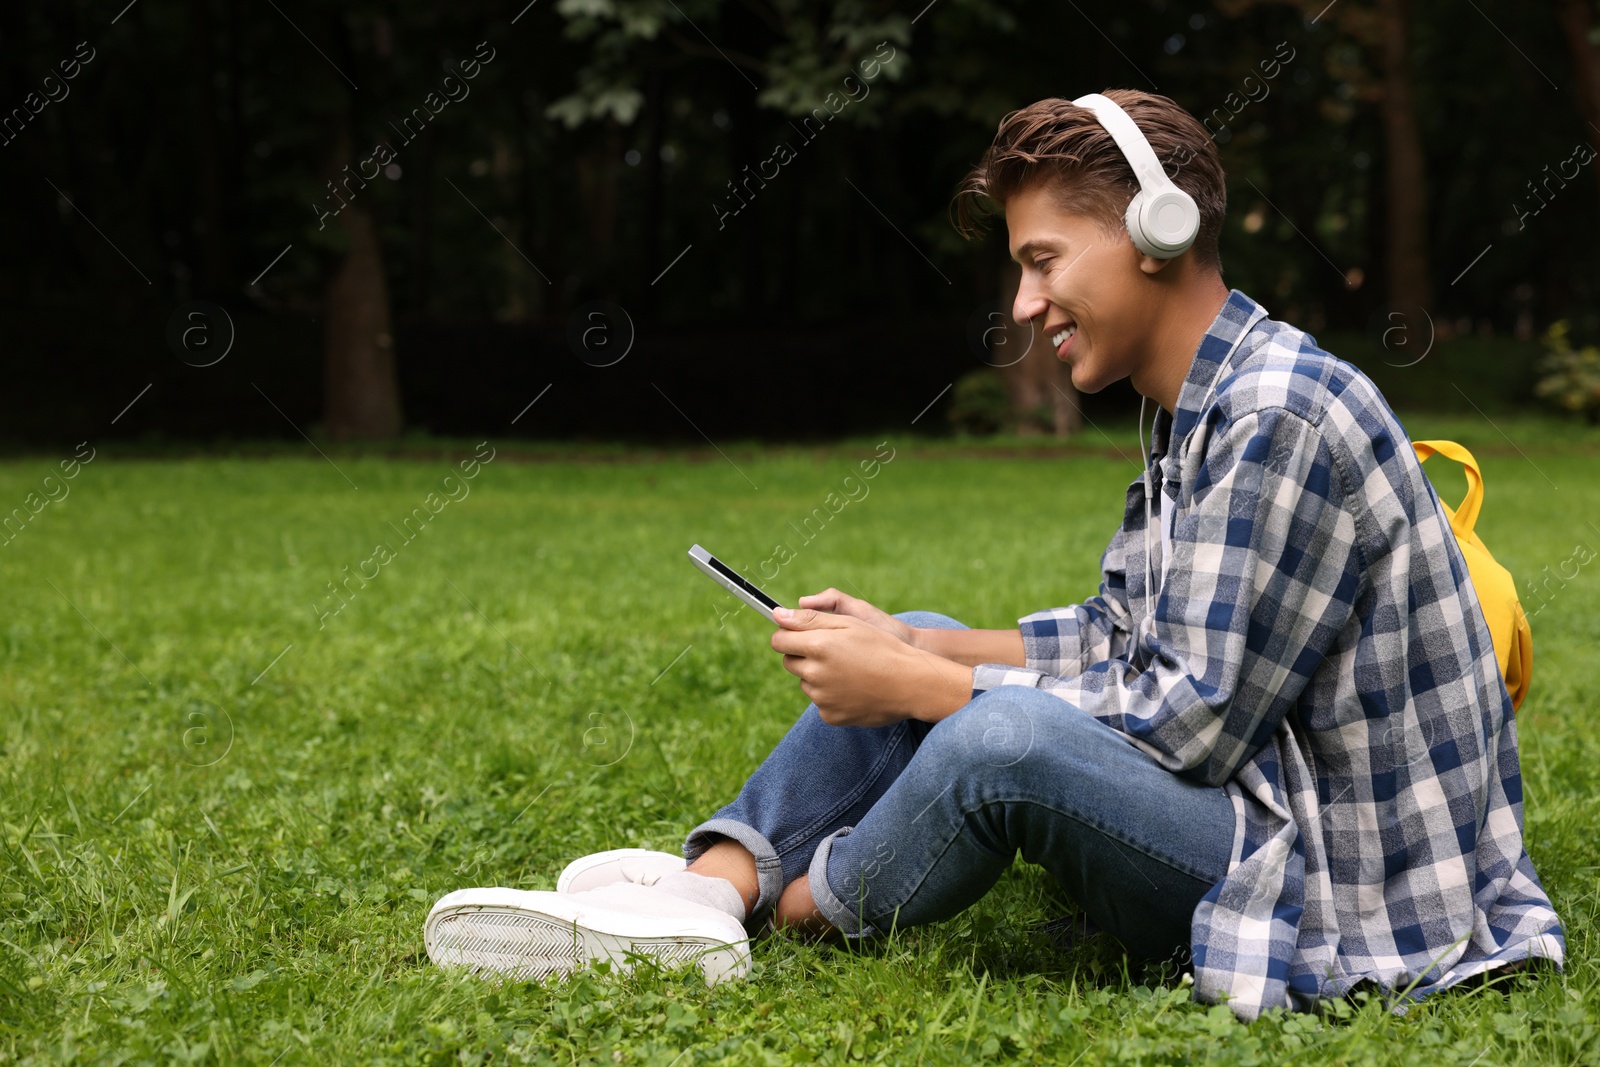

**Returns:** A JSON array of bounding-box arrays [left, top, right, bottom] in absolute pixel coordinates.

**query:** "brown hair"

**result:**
[[951, 90, 1227, 268]]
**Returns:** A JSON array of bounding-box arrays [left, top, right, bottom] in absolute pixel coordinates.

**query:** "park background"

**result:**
[[3, 0, 1600, 1064]]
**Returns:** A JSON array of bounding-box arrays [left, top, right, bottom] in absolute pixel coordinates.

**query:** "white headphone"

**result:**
[[1071, 93, 1200, 259]]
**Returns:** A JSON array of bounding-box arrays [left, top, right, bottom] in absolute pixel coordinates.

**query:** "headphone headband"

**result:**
[[1072, 93, 1174, 195], [1070, 92, 1200, 259]]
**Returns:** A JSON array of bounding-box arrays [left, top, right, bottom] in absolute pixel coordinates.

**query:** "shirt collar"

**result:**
[[1152, 289, 1270, 458]]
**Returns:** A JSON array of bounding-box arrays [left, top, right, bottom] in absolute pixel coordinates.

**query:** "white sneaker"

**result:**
[[424, 882, 750, 986], [556, 848, 687, 894]]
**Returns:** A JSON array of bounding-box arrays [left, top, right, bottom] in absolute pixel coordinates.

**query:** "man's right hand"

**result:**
[[795, 588, 920, 648]]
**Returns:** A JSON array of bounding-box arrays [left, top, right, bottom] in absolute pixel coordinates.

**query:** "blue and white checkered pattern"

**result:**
[[971, 289, 1564, 1019]]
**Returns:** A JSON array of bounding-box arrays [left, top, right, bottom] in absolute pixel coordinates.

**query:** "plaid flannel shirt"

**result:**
[[971, 289, 1564, 1019]]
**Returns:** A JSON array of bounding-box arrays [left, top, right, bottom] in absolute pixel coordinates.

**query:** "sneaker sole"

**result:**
[[423, 887, 749, 985], [555, 848, 687, 894]]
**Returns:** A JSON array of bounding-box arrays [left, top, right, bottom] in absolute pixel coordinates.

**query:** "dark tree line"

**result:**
[[1, 0, 1596, 443]]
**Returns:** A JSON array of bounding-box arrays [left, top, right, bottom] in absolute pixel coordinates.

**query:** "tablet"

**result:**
[[688, 544, 784, 623]]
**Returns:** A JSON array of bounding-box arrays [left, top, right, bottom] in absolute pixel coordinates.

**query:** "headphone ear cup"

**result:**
[[1129, 188, 1200, 258]]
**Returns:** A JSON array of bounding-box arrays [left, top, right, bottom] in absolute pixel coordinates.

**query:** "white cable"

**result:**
[[1139, 395, 1157, 639]]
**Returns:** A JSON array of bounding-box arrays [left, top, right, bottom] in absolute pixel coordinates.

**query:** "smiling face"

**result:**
[[1006, 180, 1167, 397]]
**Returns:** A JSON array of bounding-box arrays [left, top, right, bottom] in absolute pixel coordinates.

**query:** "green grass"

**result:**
[[1, 418, 1597, 1065]]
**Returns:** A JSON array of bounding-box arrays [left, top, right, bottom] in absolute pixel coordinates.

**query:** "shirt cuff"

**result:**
[[971, 661, 1050, 697], [1018, 609, 1083, 675]]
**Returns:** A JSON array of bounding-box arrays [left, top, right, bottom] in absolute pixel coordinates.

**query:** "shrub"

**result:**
[[946, 368, 1011, 435], [1534, 320, 1600, 423]]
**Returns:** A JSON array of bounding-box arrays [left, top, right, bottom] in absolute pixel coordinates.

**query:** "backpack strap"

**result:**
[[1413, 439, 1483, 540]]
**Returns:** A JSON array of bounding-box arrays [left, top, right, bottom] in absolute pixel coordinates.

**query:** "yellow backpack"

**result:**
[[1413, 440, 1532, 709]]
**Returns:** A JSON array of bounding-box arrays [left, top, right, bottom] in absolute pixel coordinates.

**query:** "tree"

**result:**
[[1216, 0, 1432, 309], [1555, 0, 1600, 223], [995, 259, 1083, 438], [1373, 0, 1432, 309], [318, 12, 404, 440], [321, 125, 404, 441]]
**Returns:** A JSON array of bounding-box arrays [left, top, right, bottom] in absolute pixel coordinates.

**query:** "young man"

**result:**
[[425, 90, 1564, 1018]]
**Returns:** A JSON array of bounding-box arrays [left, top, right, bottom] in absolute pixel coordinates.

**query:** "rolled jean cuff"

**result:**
[[684, 817, 785, 934], [806, 826, 883, 939]]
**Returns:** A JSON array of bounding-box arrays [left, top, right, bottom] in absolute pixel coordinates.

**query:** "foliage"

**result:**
[[3, 0, 1596, 347], [946, 369, 1011, 435], [1, 436, 1597, 1063], [1533, 321, 1600, 424]]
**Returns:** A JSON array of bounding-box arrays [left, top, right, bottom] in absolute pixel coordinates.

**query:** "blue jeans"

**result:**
[[684, 611, 1237, 960]]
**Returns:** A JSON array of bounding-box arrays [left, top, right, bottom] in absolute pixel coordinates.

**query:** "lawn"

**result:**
[[1, 416, 1597, 1065]]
